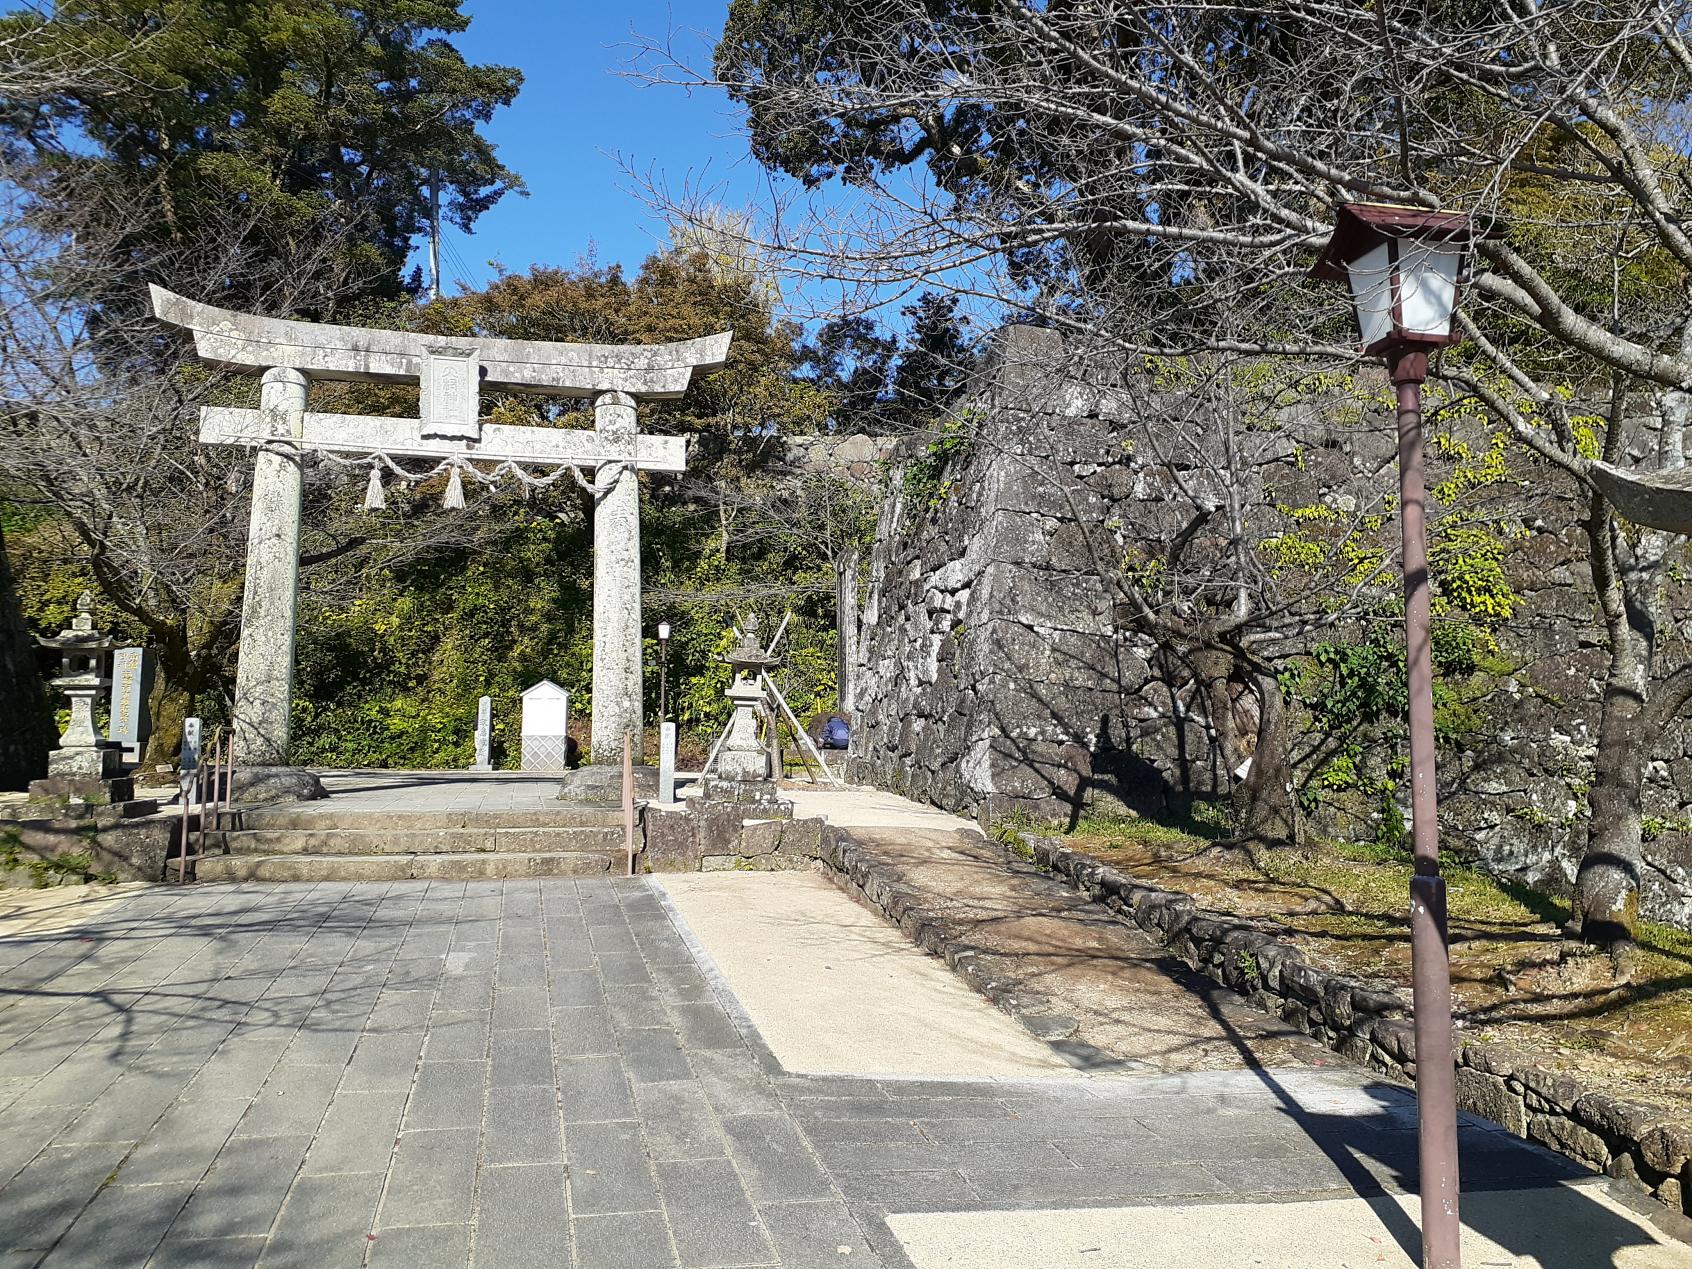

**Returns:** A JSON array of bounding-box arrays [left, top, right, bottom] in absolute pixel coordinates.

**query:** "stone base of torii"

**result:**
[[150, 287, 732, 777]]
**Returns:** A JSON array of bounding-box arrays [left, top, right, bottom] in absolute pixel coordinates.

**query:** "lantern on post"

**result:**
[[1311, 204, 1475, 375], [1311, 203, 1490, 1269]]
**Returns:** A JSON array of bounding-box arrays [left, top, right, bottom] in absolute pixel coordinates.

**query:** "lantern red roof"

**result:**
[[1310, 204, 1485, 282]]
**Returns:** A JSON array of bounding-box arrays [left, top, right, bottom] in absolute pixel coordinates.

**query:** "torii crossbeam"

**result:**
[[151, 286, 732, 771]]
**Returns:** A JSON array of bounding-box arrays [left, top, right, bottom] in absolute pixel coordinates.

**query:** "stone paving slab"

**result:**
[[0, 875, 1675, 1267], [287, 773, 578, 815], [885, 1187, 1692, 1268]]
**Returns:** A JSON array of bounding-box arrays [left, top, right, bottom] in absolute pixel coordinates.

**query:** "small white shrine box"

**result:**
[[520, 680, 572, 771]]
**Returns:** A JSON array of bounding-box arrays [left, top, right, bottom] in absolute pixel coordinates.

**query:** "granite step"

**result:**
[[194, 850, 628, 883], [210, 826, 626, 856], [231, 805, 623, 831]]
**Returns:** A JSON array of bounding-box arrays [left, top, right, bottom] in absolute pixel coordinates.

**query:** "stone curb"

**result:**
[[1017, 830, 1692, 1217], [816, 825, 1148, 1073]]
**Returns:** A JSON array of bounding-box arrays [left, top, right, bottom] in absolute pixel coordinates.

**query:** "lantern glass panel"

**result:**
[[1399, 244, 1461, 338], [1346, 240, 1395, 349]]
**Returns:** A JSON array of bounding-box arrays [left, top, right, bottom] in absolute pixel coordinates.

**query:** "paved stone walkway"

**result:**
[[0, 878, 1624, 1268], [298, 772, 572, 815]]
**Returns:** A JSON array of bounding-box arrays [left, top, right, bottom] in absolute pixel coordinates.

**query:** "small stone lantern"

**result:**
[[37, 592, 123, 780], [716, 619, 779, 784]]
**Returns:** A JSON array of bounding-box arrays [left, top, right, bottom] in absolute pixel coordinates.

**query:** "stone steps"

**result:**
[[210, 826, 625, 856], [195, 850, 626, 883], [229, 806, 622, 831], [184, 801, 634, 883]]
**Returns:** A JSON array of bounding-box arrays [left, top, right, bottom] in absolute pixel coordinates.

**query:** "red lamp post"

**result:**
[[1312, 204, 1488, 1269]]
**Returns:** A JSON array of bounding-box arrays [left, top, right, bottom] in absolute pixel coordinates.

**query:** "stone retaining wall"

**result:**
[[814, 824, 1065, 1042], [848, 323, 1692, 925], [641, 802, 826, 873], [1019, 831, 1692, 1217], [0, 806, 176, 885]]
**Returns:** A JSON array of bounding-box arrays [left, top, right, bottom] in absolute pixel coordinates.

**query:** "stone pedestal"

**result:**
[[46, 743, 124, 780], [558, 763, 658, 805], [228, 767, 328, 805], [717, 675, 771, 783], [232, 367, 308, 765], [698, 777, 792, 813], [589, 391, 645, 767], [28, 773, 135, 806]]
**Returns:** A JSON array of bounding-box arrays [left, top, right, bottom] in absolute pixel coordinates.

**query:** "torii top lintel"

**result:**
[[149, 285, 732, 401]]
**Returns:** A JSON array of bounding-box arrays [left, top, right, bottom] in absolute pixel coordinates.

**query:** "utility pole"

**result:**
[[428, 173, 442, 303]]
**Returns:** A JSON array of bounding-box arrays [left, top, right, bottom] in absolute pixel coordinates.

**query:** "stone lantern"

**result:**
[[37, 592, 123, 781], [716, 620, 779, 784]]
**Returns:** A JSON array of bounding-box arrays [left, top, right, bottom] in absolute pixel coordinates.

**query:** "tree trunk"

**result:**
[[143, 671, 193, 769], [1572, 505, 1651, 950], [1194, 647, 1302, 848], [1238, 669, 1302, 849], [0, 522, 54, 790], [140, 633, 208, 768], [1193, 647, 1248, 771], [1575, 682, 1646, 949]]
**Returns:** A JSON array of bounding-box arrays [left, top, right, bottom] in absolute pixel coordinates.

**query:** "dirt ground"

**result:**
[[1065, 816, 1692, 1116]]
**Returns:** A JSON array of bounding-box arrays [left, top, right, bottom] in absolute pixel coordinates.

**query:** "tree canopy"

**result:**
[[1, 0, 522, 310]]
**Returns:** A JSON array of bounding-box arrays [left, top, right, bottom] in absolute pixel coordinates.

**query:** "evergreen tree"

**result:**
[[0, 0, 522, 313]]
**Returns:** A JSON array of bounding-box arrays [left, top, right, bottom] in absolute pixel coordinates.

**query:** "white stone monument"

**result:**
[[520, 681, 571, 771], [109, 646, 153, 763], [181, 716, 202, 783], [471, 695, 493, 772], [658, 721, 677, 804], [149, 286, 731, 770]]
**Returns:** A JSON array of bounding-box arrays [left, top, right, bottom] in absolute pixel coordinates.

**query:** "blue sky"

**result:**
[[423, 0, 762, 292]]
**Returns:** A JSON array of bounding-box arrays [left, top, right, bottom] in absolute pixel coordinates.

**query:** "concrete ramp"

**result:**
[[657, 871, 1074, 1078]]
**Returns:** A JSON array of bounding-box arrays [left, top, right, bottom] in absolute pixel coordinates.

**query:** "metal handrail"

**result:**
[[174, 727, 235, 883]]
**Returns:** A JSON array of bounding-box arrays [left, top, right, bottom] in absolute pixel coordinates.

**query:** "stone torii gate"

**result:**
[[150, 286, 731, 770]]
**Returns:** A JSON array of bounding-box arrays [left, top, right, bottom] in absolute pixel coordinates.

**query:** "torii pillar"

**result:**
[[150, 286, 730, 772], [234, 367, 308, 763], [590, 391, 644, 764]]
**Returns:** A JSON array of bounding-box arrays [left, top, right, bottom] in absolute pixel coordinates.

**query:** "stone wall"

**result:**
[[848, 325, 1692, 924], [772, 432, 895, 488], [1021, 833, 1692, 1216], [850, 326, 1176, 823], [0, 804, 176, 885]]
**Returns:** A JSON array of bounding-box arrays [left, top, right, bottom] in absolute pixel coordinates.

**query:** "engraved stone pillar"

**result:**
[[110, 647, 153, 763], [590, 391, 644, 765], [471, 694, 493, 771], [232, 367, 307, 765], [658, 721, 677, 804]]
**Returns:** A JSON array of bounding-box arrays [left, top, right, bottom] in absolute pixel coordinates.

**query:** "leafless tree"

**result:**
[[1094, 351, 1407, 848], [640, 0, 1692, 949], [0, 165, 490, 763], [0, 0, 155, 786]]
